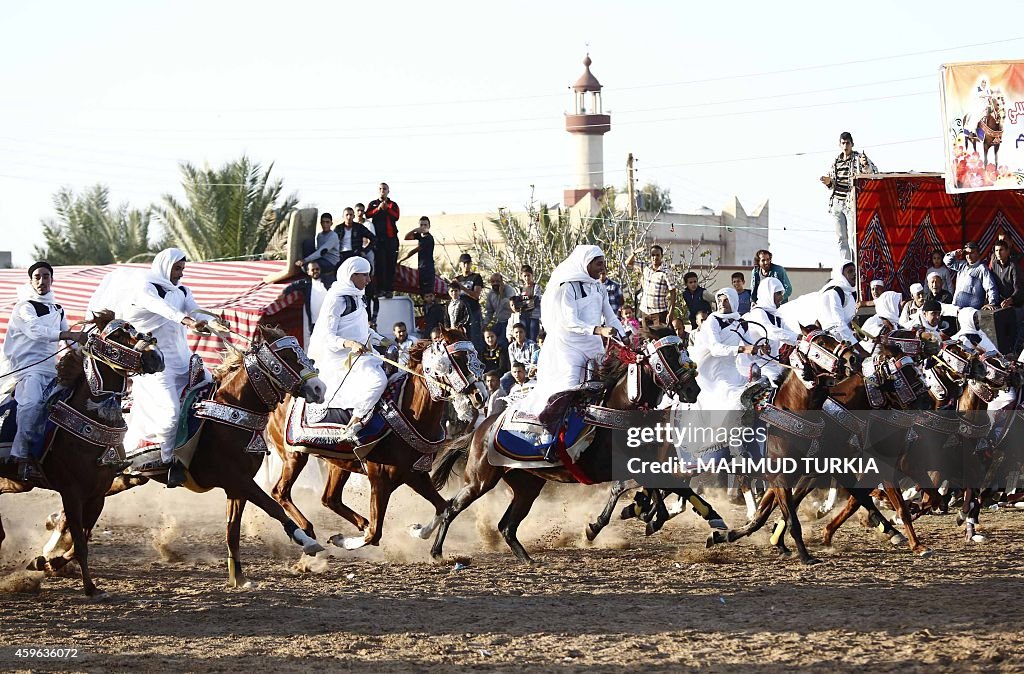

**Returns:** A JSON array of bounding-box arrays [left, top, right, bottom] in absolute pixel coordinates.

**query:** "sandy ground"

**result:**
[[2, 473, 1024, 673]]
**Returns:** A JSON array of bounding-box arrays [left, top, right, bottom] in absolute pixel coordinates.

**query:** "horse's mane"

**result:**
[[55, 310, 116, 386], [212, 323, 287, 382]]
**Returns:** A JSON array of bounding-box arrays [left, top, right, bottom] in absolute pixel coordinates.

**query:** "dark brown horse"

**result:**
[[965, 99, 1005, 168], [428, 334, 699, 562], [43, 325, 329, 588], [0, 312, 163, 597], [265, 327, 488, 552]]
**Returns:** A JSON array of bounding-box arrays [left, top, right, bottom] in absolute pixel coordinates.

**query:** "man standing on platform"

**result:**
[[366, 183, 400, 298], [626, 244, 676, 327]]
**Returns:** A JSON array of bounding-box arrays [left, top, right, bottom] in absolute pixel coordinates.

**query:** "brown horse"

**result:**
[[428, 333, 699, 562], [965, 99, 1005, 168], [0, 312, 163, 597], [266, 327, 488, 552], [43, 325, 329, 588]]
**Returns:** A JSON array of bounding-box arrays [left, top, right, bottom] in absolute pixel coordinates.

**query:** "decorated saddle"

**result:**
[[0, 382, 77, 464]]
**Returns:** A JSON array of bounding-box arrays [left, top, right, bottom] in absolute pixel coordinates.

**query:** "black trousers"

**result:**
[[375, 237, 399, 294]]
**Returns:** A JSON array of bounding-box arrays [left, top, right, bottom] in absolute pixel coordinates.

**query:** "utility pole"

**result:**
[[626, 153, 637, 220]]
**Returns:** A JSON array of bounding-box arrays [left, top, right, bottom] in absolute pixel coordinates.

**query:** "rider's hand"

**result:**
[[191, 320, 210, 334], [982, 303, 998, 311], [348, 341, 368, 354], [594, 326, 618, 338], [62, 330, 88, 345]]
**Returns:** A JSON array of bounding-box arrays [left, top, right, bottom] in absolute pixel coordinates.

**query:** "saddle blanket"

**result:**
[[0, 383, 71, 462], [285, 396, 390, 455], [487, 408, 596, 469]]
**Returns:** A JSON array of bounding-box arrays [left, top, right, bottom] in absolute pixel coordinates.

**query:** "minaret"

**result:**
[[564, 54, 611, 208]]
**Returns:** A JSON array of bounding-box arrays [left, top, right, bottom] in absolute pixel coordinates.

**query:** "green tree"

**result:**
[[636, 181, 672, 213], [34, 185, 158, 265], [156, 156, 298, 262]]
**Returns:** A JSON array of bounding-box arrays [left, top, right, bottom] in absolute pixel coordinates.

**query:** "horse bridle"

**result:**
[[245, 336, 320, 408], [643, 336, 696, 392], [81, 319, 160, 397], [791, 330, 858, 384], [421, 339, 485, 402]]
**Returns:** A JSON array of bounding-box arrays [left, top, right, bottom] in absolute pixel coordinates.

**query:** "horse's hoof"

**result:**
[[801, 556, 823, 566], [88, 590, 110, 602], [968, 533, 988, 543], [408, 524, 427, 540], [889, 533, 908, 547], [708, 518, 728, 531], [814, 508, 830, 520], [584, 524, 599, 542], [303, 541, 325, 556], [706, 530, 727, 548], [330, 534, 367, 551], [917, 548, 934, 558]]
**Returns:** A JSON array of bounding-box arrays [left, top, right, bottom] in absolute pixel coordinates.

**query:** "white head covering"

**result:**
[[909, 283, 924, 296], [333, 256, 372, 298], [540, 245, 604, 336], [874, 291, 902, 323], [823, 260, 855, 292], [713, 286, 740, 319], [17, 282, 55, 304], [146, 248, 187, 290], [954, 307, 980, 337], [869, 279, 884, 288], [926, 271, 941, 283], [755, 277, 784, 312]]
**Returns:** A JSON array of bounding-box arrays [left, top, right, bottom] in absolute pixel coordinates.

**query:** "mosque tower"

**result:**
[[563, 54, 611, 208]]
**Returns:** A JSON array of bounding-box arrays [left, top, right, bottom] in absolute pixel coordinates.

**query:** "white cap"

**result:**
[[910, 283, 924, 295], [869, 279, 884, 287]]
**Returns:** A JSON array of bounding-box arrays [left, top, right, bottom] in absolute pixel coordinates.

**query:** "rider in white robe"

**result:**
[[521, 246, 624, 420], [858, 290, 903, 354], [106, 249, 209, 484], [2, 262, 87, 478], [818, 260, 858, 344], [690, 286, 765, 411], [308, 256, 388, 441], [953, 306, 1015, 411], [741, 277, 798, 384]]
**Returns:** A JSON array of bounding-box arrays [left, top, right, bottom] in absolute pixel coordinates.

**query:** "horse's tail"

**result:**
[[431, 435, 471, 491]]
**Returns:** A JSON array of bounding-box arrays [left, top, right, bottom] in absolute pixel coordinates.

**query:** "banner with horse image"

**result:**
[[941, 60, 1024, 193]]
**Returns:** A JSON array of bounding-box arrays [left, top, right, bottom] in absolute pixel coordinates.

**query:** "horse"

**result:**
[[0, 312, 163, 597], [265, 327, 488, 552], [43, 324, 329, 588], [968, 98, 1005, 168], [428, 332, 700, 562]]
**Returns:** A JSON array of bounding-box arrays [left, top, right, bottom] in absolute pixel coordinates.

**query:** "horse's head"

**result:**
[[420, 328, 488, 422], [249, 326, 326, 404], [872, 347, 930, 410], [640, 331, 700, 403], [76, 311, 164, 396], [882, 328, 941, 360], [793, 328, 861, 387]]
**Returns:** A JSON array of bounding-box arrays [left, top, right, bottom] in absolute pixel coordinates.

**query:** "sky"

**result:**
[[2, 1, 1022, 269]]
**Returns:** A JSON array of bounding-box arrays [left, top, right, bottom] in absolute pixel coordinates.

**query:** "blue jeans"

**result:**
[[522, 317, 541, 341], [830, 202, 853, 262]]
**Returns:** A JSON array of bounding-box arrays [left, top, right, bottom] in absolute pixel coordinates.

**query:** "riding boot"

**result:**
[[167, 459, 187, 489], [542, 439, 560, 464]]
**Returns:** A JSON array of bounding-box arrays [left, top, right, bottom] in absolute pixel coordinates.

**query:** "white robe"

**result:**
[[742, 277, 798, 383], [3, 285, 69, 459], [309, 259, 386, 419], [819, 262, 857, 344]]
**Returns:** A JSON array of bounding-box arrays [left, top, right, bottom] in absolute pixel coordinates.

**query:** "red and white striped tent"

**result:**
[[0, 261, 303, 370]]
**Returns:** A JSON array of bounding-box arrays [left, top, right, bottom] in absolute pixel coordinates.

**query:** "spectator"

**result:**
[[731, 272, 752, 314], [283, 259, 327, 349], [600, 269, 624, 316], [483, 273, 517, 347], [481, 329, 510, 375], [455, 253, 486, 353], [297, 212, 341, 288], [399, 216, 436, 296], [866, 279, 884, 306], [531, 330, 545, 378], [366, 182, 400, 298], [680, 271, 713, 329], [990, 238, 1024, 350], [355, 202, 379, 321], [516, 264, 543, 341], [507, 362, 532, 396], [750, 249, 793, 304], [944, 242, 999, 309], [429, 326, 443, 340], [334, 206, 375, 266], [899, 283, 926, 328], [924, 272, 953, 304], [483, 370, 509, 418], [393, 321, 415, 365], [446, 284, 470, 331], [626, 245, 676, 327], [419, 291, 446, 338], [619, 305, 642, 347], [507, 322, 539, 372], [925, 249, 954, 296], [670, 317, 689, 346], [819, 131, 877, 261]]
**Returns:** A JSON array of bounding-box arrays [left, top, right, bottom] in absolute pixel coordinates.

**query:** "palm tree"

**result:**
[[156, 156, 299, 262], [35, 185, 158, 265]]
